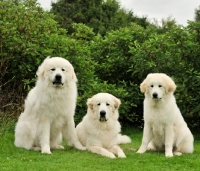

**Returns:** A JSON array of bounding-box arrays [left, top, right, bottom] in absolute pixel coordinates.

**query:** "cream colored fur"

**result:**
[[14, 57, 85, 154], [137, 73, 194, 157], [76, 93, 131, 158]]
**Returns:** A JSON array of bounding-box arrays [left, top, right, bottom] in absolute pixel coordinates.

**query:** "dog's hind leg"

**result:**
[[147, 140, 157, 151], [62, 117, 86, 150], [174, 131, 194, 155], [31, 146, 41, 151], [50, 132, 64, 150], [14, 121, 34, 150], [175, 139, 194, 155]]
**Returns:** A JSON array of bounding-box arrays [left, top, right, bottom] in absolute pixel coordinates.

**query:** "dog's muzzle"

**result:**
[[53, 74, 63, 86], [99, 110, 107, 122], [152, 92, 158, 99], [152, 92, 161, 100]]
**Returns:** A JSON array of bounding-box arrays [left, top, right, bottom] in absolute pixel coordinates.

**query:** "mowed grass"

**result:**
[[0, 118, 200, 171]]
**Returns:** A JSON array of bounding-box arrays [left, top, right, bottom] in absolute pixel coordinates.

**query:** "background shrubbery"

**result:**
[[1, 0, 200, 131]]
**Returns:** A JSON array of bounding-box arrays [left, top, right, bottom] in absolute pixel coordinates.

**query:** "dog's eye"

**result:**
[[62, 68, 65, 71], [150, 85, 154, 88], [51, 68, 55, 71], [106, 103, 110, 106], [159, 85, 162, 88], [97, 103, 100, 106]]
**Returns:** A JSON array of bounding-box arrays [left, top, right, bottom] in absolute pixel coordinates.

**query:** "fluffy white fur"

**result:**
[[137, 73, 194, 157], [76, 93, 131, 158], [14, 57, 85, 154]]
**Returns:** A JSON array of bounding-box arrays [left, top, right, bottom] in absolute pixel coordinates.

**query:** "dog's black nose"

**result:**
[[152, 93, 158, 98], [55, 74, 62, 81], [100, 110, 106, 117]]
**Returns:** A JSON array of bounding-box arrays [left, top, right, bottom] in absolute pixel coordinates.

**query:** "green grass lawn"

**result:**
[[0, 118, 200, 171]]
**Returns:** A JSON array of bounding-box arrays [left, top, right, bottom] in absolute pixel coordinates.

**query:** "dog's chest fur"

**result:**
[[144, 98, 176, 136], [24, 83, 76, 127], [88, 120, 120, 147]]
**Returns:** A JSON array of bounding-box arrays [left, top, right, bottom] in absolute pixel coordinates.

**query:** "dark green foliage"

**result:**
[[0, 0, 129, 124], [0, 0, 96, 120], [195, 5, 200, 22], [50, 0, 150, 36], [2, 0, 200, 130], [90, 22, 200, 130], [90, 24, 150, 126], [153, 16, 178, 34], [1, 0, 67, 89]]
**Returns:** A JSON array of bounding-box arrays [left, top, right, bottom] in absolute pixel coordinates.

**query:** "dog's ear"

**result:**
[[71, 69, 78, 82], [87, 98, 93, 110], [140, 76, 150, 93], [165, 75, 176, 93], [36, 57, 50, 79], [113, 96, 121, 109], [140, 80, 147, 93], [140, 74, 153, 93]]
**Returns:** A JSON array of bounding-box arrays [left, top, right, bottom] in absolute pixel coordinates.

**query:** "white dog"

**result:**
[[137, 73, 194, 157], [76, 93, 131, 158], [14, 57, 85, 154]]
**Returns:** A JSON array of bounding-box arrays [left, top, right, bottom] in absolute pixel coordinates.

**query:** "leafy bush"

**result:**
[[1, 0, 96, 119], [0, 0, 129, 124], [2, 0, 200, 131], [90, 24, 152, 127], [90, 23, 200, 130], [1, 0, 68, 93]]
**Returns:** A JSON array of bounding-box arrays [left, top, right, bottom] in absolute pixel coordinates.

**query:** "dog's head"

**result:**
[[140, 73, 176, 100], [36, 57, 77, 87], [87, 93, 121, 122]]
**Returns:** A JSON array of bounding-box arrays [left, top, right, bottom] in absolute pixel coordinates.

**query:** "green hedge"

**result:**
[[90, 23, 200, 130], [0, 0, 128, 124], [1, 0, 200, 131]]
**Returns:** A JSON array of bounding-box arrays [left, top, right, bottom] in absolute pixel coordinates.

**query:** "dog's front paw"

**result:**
[[42, 146, 52, 154], [118, 152, 126, 158], [147, 143, 156, 151], [31, 146, 41, 151], [42, 150, 52, 154], [137, 150, 144, 154], [51, 145, 64, 150], [137, 147, 146, 154], [174, 151, 182, 156], [147, 147, 156, 151], [165, 151, 173, 157], [72, 141, 86, 150], [78, 146, 86, 150], [74, 143, 86, 150], [106, 152, 116, 159]]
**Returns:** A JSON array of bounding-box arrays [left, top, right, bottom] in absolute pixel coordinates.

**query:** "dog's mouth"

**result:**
[[99, 117, 108, 122], [99, 110, 107, 122], [52, 81, 64, 86], [52, 74, 63, 86], [152, 97, 162, 100], [152, 96, 161, 99]]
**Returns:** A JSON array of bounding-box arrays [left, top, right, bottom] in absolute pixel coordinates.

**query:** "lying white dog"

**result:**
[[76, 93, 131, 158], [14, 57, 85, 154], [137, 73, 194, 157]]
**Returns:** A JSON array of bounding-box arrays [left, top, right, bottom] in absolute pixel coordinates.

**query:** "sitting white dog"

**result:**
[[14, 57, 86, 154], [137, 73, 194, 157]]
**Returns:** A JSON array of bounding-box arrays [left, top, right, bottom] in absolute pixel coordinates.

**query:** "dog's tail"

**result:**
[[117, 134, 131, 144]]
